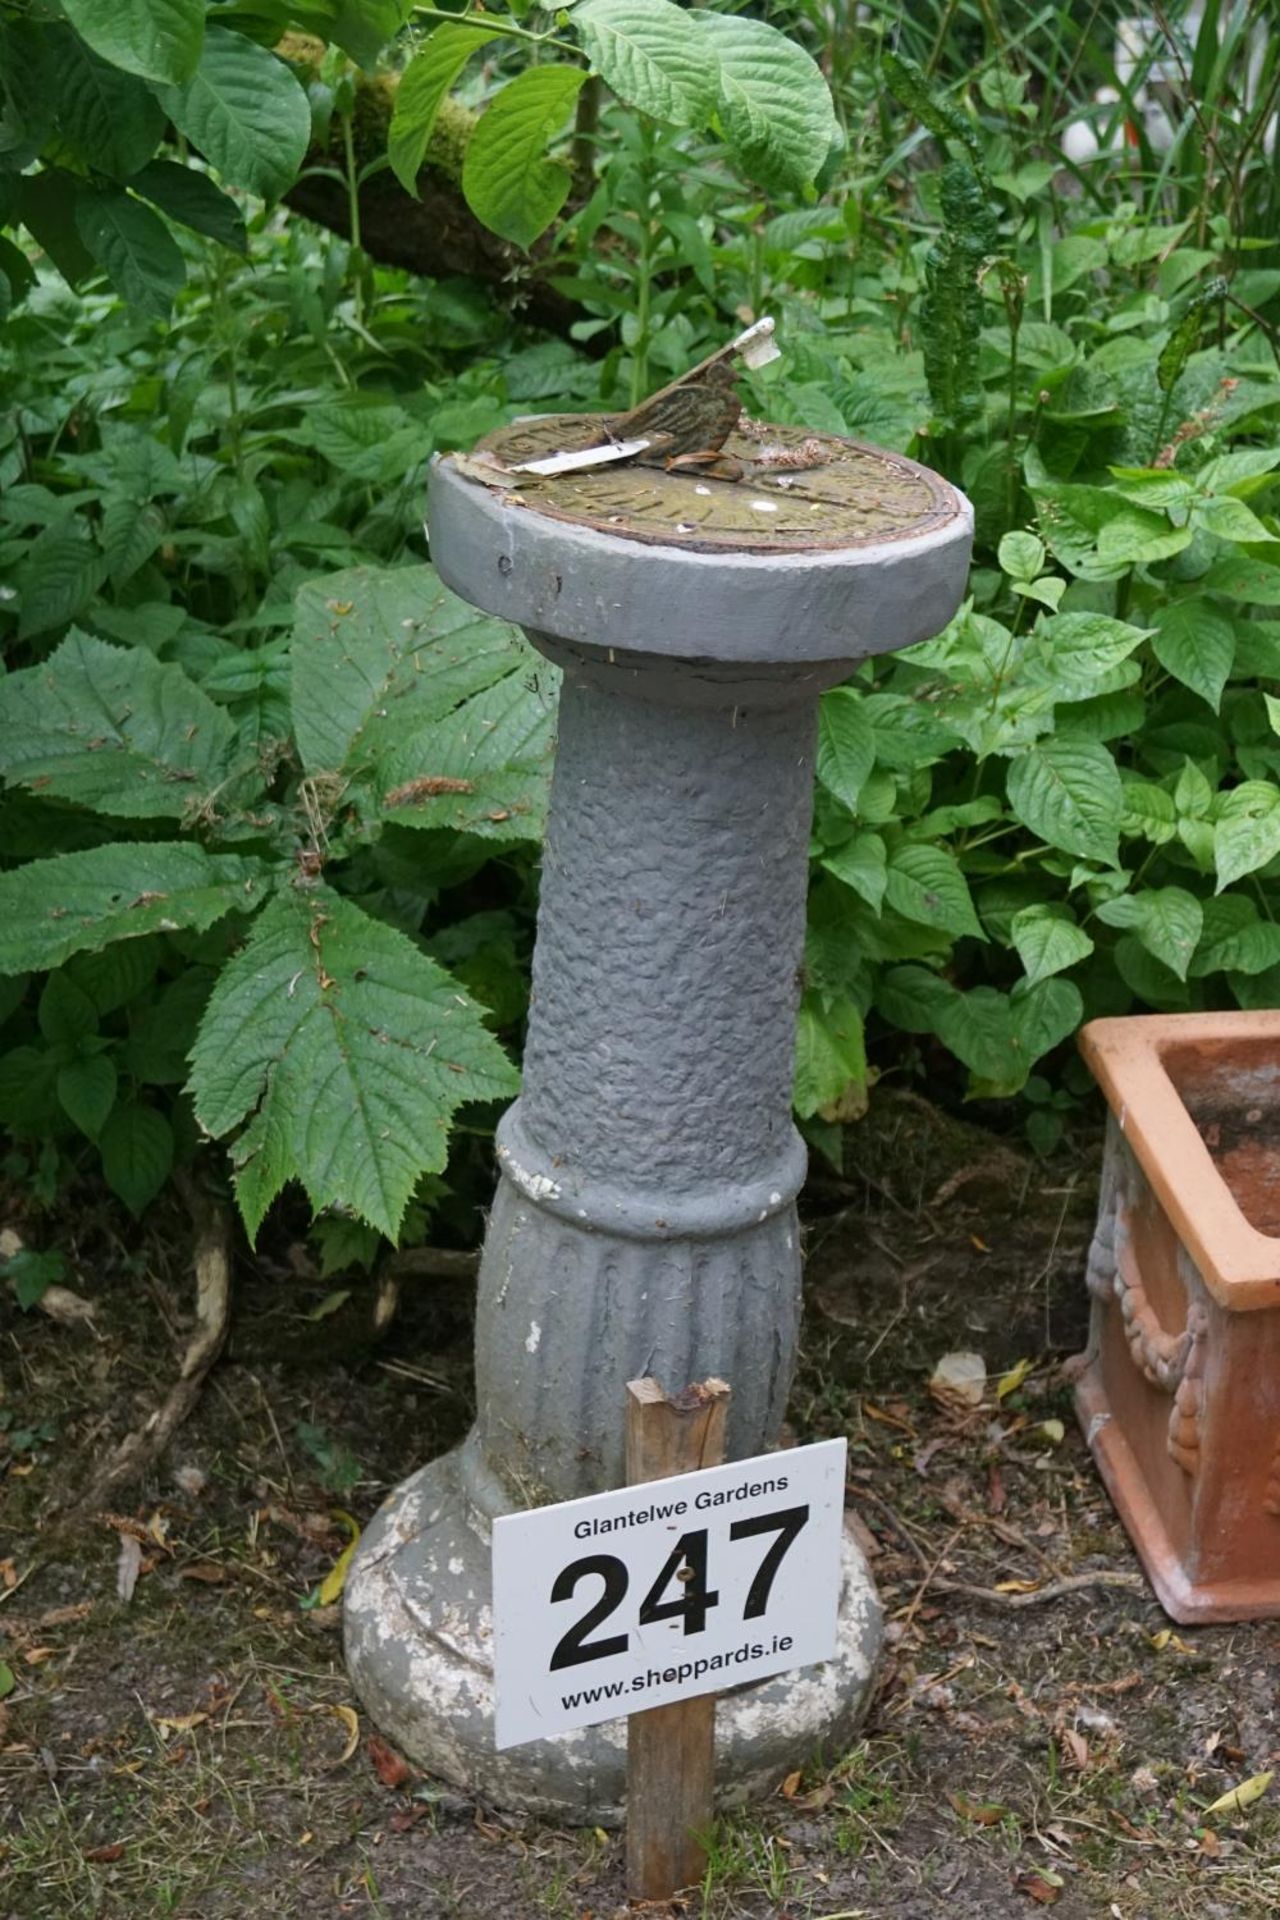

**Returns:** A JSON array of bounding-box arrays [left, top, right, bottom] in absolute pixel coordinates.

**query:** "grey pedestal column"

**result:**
[[345, 424, 973, 1820]]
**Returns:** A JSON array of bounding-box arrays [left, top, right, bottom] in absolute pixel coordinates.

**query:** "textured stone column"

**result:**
[[346, 422, 972, 1819]]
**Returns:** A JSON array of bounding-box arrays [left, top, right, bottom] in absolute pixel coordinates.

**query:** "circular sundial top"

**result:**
[[428, 416, 973, 669], [462, 416, 958, 556]]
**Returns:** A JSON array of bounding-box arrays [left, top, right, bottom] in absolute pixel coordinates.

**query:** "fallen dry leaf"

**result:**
[[1148, 1629, 1195, 1656], [996, 1357, 1036, 1401], [1059, 1728, 1089, 1771], [37, 1285, 97, 1329], [1204, 1770, 1274, 1818], [153, 1712, 209, 1738], [929, 1350, 986, 1411], [368, 1733, 411, 1789], [1014, 1868, 1063, 1904], [24, 1647, 58, 1666], [84, 1842, 126, 1864], [317, 1510, 361, 1607], [779, 1769, 803, 1799], [949, 1791, 1007, 1826], [314, 1702, 360, 1766], [177, 1563, 226, 1584]]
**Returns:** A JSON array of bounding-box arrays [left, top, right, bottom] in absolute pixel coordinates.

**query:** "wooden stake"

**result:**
[[624, 1375, 731, 1904]]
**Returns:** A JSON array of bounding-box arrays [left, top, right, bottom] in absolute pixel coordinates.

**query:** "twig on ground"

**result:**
[[60, 1172, 232, 1526], [929, 1570, 1144, 1609]]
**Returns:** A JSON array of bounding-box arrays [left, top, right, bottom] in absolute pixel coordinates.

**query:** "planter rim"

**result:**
[[1080, 1010, 1280, 1308]]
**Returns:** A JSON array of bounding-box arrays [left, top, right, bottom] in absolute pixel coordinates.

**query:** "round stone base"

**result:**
[[344, 1442, 883, 1823]]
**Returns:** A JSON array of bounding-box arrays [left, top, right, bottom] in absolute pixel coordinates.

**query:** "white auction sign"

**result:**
[[491, 1438, 846, 1751]]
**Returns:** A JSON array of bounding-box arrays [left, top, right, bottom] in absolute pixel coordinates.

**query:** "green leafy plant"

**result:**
[[0, 565, 555, 1237]]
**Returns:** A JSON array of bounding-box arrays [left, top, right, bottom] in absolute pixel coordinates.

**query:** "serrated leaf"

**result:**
[[691, 11, 837, 194], [159, 27, 310, 201], [0, 631, 236, 817], [189, 887, 520, 1239], [822, 832, 887, 912], [1095, 887, 1204, 981], [0, 844, 272, 975], [884, 842, 983, 939], [462, 66, 586, 249], [575, 0, 712, 128], [1007, 737, 1122, 865], [75, 188, 186, 319], [817, 687, 874, 811], [60, 0, 204, 86], [292, 566, 557, 842], [1152, 602, 1235, 712], [39, 972, 97, 1045], [1010, 906, 1094, 985], [306, 398, 422, 484], [130, 159, 247, 254], [100, 1102, 172, 1215], [793, 992, 867, 1122], [50, 28, 165, 179], [57, 1053, 118, 1141], [1214, 782, 1280, 890], [389, 24, 497, 195], [15, 517, 104, 640]]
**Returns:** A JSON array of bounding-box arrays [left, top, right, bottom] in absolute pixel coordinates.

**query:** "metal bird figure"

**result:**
[[603, 358, 743, 466]]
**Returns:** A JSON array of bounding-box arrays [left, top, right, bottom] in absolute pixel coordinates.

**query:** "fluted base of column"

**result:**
[[344, 1439, 883, 1822]]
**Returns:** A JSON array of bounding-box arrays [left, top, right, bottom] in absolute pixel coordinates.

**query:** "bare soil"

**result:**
[[2, 1091, 1278, 1919]]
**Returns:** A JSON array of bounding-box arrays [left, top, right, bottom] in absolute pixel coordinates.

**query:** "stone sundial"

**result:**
[[461, 414, 958, 554], [345, 411, 974, 1821]]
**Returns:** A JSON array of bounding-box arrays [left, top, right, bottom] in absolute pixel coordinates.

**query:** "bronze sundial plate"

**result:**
[[463, 417, 959, 556]]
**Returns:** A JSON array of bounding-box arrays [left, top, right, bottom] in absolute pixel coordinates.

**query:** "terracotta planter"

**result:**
[[1075, 1012, 1280, 1623]]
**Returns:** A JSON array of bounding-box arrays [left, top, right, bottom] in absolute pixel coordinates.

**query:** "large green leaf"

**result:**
[[160, 27, 311, 201], [0, 631, 237, 817], [793, 992, 867, 1122], [1191, 895, 1280, 977], [1095, 887, 1204, 981], [575, 0, 712, 128], [75, 189, 186, 318], [189, 886, 520, 1238], [0, 844, 273, 975], [822, 832, 887, 912], [1038, 610, 1150, 695], [691, 11, 837, 195], [816, 688, 875, 811], [389, 23, 497, 195], [883, 842, 983, 939], [934, 977, 1082, 1093], [1152, 602, 1235, 712], [60, 0, 204, 85], [15, 517, 104, 639], [1213, 782, 1280, 890], [50, 28, 165, 179], [15, 168, 97, 286], [100, 1102, 173, 1215], [462, 66, 587, 249], [292, 566, 558, 841], [1010, 905, 1094, 985], [1006, 736, 1122, 864], [130, 160, 248, 254]]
